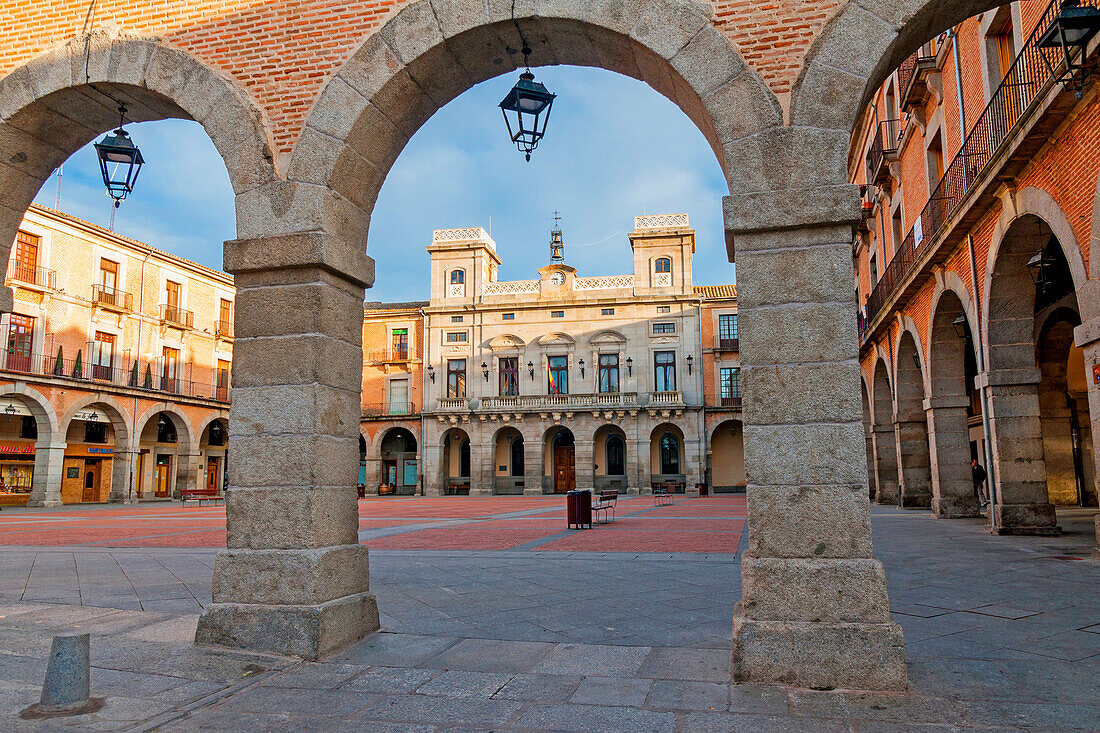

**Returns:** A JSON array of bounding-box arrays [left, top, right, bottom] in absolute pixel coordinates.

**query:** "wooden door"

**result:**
[[82, 460, 101, 502], [553, 446, 575, 493], [206, 457, 220, 492], [6, 314, 34, 373], [154, 455, 171, 498]]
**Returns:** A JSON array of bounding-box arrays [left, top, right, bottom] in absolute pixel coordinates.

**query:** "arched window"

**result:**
[[606, 435, 625, 476], [659, 432, 680, 475], [655, 258, 671, 274], [510, 437, 525, 477], [450, 269, 465, 285]]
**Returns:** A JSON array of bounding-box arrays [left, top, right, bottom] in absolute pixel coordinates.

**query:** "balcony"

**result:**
[[480, 392, 640, 411], [7, 264, 56, 290], [714, 336, 739, 352], [214, 319, 233, 340], [898, 40, 939, 112], [861, 0, 1096, 342], [439, 397, 468, 411], [91, 285, 133, 312], [713, 395, 743, 409], [866, 118, 902, 186], [160, 304, 194, 329], [365, 349, 413, 364], [363, 402, 419, 417], [650, 390, 684, 405]]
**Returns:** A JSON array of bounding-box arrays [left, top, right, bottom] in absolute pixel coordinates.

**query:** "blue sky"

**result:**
[[34, 66, 734, 301]]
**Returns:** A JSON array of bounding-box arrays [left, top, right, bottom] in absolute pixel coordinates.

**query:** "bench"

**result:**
[[181, 488, 223, 506], [592, 490, 618, 524], [652, 484, 676, 506]]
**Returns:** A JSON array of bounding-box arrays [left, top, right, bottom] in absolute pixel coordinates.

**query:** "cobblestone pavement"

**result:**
[[0, 502, 1096, 731]]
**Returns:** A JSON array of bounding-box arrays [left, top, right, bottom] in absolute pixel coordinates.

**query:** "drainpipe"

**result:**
[[968, 234, 998, 528], [951, 29, 969, 189]]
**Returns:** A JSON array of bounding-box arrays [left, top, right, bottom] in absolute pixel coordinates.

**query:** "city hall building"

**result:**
[[359, 214, 744, 496]]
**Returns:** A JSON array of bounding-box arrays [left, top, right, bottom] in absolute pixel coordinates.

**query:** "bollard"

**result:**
[[19, 632, 104, 719]]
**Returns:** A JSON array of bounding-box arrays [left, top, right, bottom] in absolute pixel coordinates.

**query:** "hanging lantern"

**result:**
[[951, 314, 969, 339], [1026, 249, 1059, 295], [499, 47, 556, 162], [1037, 0, 1100, 98], [94, 105, 145, 207]]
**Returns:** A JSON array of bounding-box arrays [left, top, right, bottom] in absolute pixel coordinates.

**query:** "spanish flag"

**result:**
[[547, 363, 558, 395]]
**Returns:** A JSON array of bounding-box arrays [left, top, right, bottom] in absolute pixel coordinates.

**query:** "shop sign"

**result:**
[[65, 444, 115, 458], [0, 401, 32, 417], [73, 408, 111, 423], [0, 441, 34, 455]]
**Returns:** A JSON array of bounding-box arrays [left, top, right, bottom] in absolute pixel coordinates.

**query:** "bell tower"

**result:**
[[549, 211, 565, 264]]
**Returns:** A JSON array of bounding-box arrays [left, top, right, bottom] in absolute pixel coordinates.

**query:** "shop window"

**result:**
[[84, 420, 108, 444], [659, 432, 681, 475]]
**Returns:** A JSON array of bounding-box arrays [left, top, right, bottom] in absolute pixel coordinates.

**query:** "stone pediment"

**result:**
[[538, 332, 576, 346], [489, 334, 526, 350], [590, 330, 627, 345]]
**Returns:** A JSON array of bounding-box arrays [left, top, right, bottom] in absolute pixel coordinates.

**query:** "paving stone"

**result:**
[[646, 679, 729, 711], [727, 683, 790, 715], [569, 675, 652, 707], [956, 699, 1100, 729], [513, 702, 677, 733], [639, 646, 731, 682], [490, 672, 583, 701], [259, 662, 364, 689], [356, 693, 521, 726], [423, 637, 553, 673], [531, 643, 651, 677], [331, 632, 460, 666], [681, 711, 851, 732], [217, 686, 378, 716], [340, 666, 440, 694], [414, 669, 512, 697]]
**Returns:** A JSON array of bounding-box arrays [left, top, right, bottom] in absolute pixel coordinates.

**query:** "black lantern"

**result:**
[[94, 105, 145, 207], [951, 314, 969, 339], [578, 358, 585, 378], [499, 46, 556, 162], [1026, 249, 1059, 295], [625, 356, 633, 376], [4, 402, 16, 417], [482, 362, 489, 381], [528, 360, 535, 379], [686, 354, 694, 375], [427, 364, 435, 383], [1038, 0, 1100, 98]]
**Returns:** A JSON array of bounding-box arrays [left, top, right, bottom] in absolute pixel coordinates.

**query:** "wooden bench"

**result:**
[[181, 488, 223, 506], [652, 484, 676, 506], [592, 490, 618, 524]]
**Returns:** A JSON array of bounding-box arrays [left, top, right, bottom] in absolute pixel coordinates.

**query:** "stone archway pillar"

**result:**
[[980, 369, 1059, 534], [871, 424, 900, 504], [28, 440, 65, 507], [893, 416, 932, 509], [469, 431, 492, 496], [109, 448, 139, 504], [195, 231, 379, 659], [729, 189, 906, 690], [176, 451, 203, 499], [574, 438, 595, 491], [924, 396, 981, 517], [520, 425, 542, 495]]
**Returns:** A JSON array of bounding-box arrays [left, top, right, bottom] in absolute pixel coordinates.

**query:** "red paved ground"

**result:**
[[0, 496, 745, 554]]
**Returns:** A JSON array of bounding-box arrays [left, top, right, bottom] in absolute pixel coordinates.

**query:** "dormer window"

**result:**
[[448, 269, 466, 298], [654, 258, 672, 287], [451, 270, 465, 284]]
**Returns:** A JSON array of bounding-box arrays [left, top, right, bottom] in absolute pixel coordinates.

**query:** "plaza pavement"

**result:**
[[0, 496, 1096, 731]]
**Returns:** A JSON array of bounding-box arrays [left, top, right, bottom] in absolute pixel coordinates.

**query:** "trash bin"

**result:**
[[697, 482, 709, 497], [566, 489, 592, 529]]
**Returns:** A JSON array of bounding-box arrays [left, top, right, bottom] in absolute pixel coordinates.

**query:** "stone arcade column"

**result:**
[[175, 451, 203, 499], [521, 423, 543, 495], [108, 448, 139, 504], [924, 396, 981, 517], [729, 194, 906, 690], [1077, 301, 1100, 556], [575, 438, 595, 491], [893, 415, 932, 509], [980, 370, 1059, 534], [871, 424, 900, 504], [469, 427, 493, 497], [195, 232, 379, 659], [27, 441, 65, 508]]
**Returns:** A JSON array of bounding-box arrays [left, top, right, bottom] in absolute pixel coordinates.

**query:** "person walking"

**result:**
[[971, 458, 989, 507]]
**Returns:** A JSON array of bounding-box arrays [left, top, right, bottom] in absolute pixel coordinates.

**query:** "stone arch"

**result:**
[[708, 418, 745, 492], [650, 422, 686, 480], [370, 421, 422, 451], [60, 394, 132, 449], [491, 425, 526, 495], [0, 383, 60, 440], [440, 426, 472, 495], [134, 404, 195, 453], [594, 423, 628, 492], [0, 31, 275, 310], [289, 0, 783, 236], [0, 386, 62, 507], [871, 357, 899, 504], [196, 412, 230, 444], [894, 328, 933, 508]]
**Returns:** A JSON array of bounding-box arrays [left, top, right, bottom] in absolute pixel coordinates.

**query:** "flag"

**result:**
[[547, 363, 557, 395]]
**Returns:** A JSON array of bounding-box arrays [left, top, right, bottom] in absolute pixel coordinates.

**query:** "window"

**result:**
[[654, 351, 676, 392], [13, 231, 39, 283], [510, 437, 525, 477], [92, 331, 115, 380], [499, 357, 519, 396], [165, 280, 180, 309], [551, 311, 564, 318], [446, 332, 468, 343], [720, 367, 742, 405], [84, 420, 108, 444], [655, 258, 671, 273], [447, 359, 466, 398], [653, 322, 675, 334], [388, 378, 409, 415], [5, 314, 34, 372], [451, 316, 463, 323], [925, 128, 945, 199], [659, 433, 681, 475], [869, 252, 879, 286], [502, 313, 515, 320], [216, 359, 231, 401], [606, 435, 625, 475], [657, 306, 671, 314], [719, 314, 738, 344], [601, 308, 614, 316], [598, 354, 619, 393], [100, 259, 119, 291], [391, 328, 409, 358], [548, 356, 568, 395], [162, 347, 180, 393], [450, 270, 465, 284], [218, 298, 233, 335]]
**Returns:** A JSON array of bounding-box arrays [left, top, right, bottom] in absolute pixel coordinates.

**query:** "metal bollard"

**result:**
[[20, 632, 104, 719]]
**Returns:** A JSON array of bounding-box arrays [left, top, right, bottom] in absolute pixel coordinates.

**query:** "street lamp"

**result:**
[[1026, 249, 1059, 295], [951, 314, 969, 339], [427, 364, 435, 383], [686, 354, 694, 375], [4, 402, 16, 417], [482, 362, 489, 381], [527, 361, 535, 379], [625, 357, 633, 376], [578, 358, 585, 378], [94, 104, 145, 207], [499, 47, 556, 162], [1038, 0, 1100, 99]]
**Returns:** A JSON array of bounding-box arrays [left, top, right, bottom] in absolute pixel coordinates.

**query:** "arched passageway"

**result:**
[[862, 380, 876, 502], [59, 399, 131, 504], [650, 424, 686, 491], [871, 359, 899, 505], [895, 331, 932, 508], [440, 428, 471, 496], [709, 420, 745, 493], [379, 427, 419, 496], [544, 427, 576, 495], [0, 389, 59, 507], [135, 410, 195, 501], [594, 425, 628, 493], [199, 418, 229, 497], [493, 427, 525, 496]]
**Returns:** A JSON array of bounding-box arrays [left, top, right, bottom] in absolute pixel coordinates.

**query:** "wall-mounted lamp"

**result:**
[[482, 362, 489, 381], [528, 361, 535, 379], [4, 402, 16, 417], [578, 358, 585, 378], [427, 364, 435, 383], [625, 357, 633, 376], [951, 314, 969, 340], [686, 354, 694, 375]]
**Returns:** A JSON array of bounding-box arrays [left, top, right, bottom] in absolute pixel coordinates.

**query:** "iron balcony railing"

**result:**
[[715, 336, 739, 351], [862, 0, 1092, 333], [365, 349, 412, 362], [160, 304, 194, 328], [867, 118, 902, 185], [362, 402, 419, 417], [214, 319, 233, 339], [91, 284, 133, 311], [897, 39, 939, 107], [480, 392, 640, 410], [711, 395, 742, 408], [7, 264, 56, 289]]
